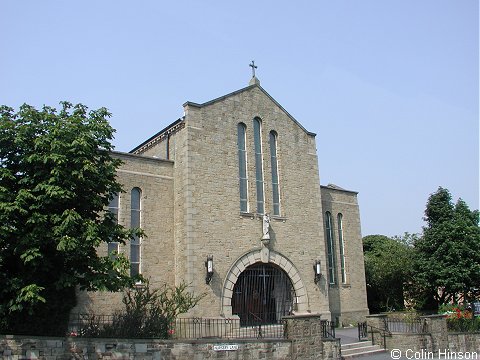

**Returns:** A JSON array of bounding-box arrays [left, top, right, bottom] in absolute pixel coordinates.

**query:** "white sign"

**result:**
[[213, 344, 239, 351]]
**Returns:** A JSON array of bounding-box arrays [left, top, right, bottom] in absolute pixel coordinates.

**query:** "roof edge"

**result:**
[[130, 118, 184, 154], [320, 184, 359, 195], [130, 82, 317, 154], [112, 150, 174, 164], [183, 83, 316, 137]]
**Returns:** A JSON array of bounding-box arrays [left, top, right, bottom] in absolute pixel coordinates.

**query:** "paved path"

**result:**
[[335, 327, 360, 344]]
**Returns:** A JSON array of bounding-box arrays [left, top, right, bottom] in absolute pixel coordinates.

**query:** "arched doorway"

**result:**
[[231, 263, 295, 326]]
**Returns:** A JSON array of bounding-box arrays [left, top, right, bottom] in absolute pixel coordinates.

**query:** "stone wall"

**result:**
[[366, 314, 480, 354], [0, 314, 341, 360], [174, 86, 331, 317], [71, 152, 176, 316], [321, 186, 369, 326], [284, 314, 340, 360], [0, 336, 292, 360], [74, 82, 369, 328], [448, 332, 480, 352]]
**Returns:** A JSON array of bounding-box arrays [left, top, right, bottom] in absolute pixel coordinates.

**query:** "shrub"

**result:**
[[447, 317, 480, 333], [75, 280, 204, 338]]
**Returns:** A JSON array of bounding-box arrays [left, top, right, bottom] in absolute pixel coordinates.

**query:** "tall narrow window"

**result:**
[[338, 213, 346, 284], [253, 118, 264, 214], [107, 193, 119, 258], [237, 123, 248, 212], [325, 212, 336, 284], [130, 187, 141, 277], [269, 131, 280, 216]]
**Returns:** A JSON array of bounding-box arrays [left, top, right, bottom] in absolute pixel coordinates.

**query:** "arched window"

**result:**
[[338, 213, 346, 284], [253, 118, 264, 214], [130, 187, 141, 277], [107, 193, 119, 258], [325, 212, 336, 284], [269, 131, 280, 216], [237, 123, 248, 213]]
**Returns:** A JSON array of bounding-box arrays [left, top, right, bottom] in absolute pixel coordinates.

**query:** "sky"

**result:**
[[1, 0, 478, 237]]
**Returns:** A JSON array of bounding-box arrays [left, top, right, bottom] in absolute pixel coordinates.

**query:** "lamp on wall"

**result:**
[[313, 260, 321, 284], [205, 255, 214, 284]]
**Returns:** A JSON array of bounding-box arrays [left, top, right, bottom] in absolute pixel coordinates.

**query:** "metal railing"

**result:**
[[174, 317, 286, 339], [368, 324, 391, 350], [385, 317, 428, 333], [69, 313, 116, 337], [69, 313, 335, 340], [69, 313, 287, 339], [358, 321, 368, 341], [321, 320, 336, 339]]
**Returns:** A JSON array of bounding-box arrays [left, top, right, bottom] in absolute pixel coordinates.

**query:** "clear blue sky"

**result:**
[[1, 1, 478, 237]]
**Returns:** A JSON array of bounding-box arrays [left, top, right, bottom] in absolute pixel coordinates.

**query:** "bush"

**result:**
[[447, 317, 480, 333], [441, 303, 480, 333], [75, 280, 204, 338]]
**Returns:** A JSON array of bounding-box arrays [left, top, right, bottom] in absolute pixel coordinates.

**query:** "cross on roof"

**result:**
[[249, 60, 258, 78]]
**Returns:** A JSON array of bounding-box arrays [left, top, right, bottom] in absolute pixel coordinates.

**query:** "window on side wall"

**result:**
[[238, 123, 248, 213], [253, 117, 264, 214], [269, 131, 280, 216], [107, 193, 119, 258], [130, 187, 141, 277], [338, 213, 347, 284], [325, 212, 336, 285]]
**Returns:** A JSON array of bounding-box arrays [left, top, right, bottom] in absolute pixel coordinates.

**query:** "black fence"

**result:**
[[69, 313, 117, 337], [69, 313, 287, 339], [321, 320, 336, 339], [385, 317, 428, 333], [358, 321, 368, 341], [175, 317, 286, 339], [69, 313, 335, 340]]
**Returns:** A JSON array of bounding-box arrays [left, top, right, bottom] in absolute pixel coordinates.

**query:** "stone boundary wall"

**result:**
[[446, 333, 480, 353], [0, 315, 341, 360], [0, 336, 292, 360], [367, 314, 480, 353], [283, 315, 340, 360], [0, 336, 342, 360]]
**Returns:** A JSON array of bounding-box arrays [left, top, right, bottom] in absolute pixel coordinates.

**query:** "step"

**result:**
[[342, 348, 387, 359], [341, 341, 386, 359], [341, 341, 373, 351]]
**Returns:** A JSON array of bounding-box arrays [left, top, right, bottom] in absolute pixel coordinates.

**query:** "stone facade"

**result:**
[[72, 79, 369, 324], [321, 186, 369, 326]]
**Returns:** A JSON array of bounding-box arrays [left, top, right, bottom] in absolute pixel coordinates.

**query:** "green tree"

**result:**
[[363, 234, 414, 313], [0, 103, 141, 335], [413, 187, 480, 310]]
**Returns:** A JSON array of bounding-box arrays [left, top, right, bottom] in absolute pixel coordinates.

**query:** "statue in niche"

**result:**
[[261, 213, 271, 262], [262, 213, 271, 243]]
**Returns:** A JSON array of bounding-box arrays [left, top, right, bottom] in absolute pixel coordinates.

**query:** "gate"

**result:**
[[231, 263, 296, 326], [358, 321, 368, 341]]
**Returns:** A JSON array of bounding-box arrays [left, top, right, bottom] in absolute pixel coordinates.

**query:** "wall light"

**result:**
[[205, 255, 214, 284], [313, 260, 321, 284]]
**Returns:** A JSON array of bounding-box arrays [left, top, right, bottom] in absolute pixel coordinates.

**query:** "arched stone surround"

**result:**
[[221, 249, 309, 317]]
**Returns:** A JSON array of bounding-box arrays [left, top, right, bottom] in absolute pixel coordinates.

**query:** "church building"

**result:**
[[74, 74, 369, 326]]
